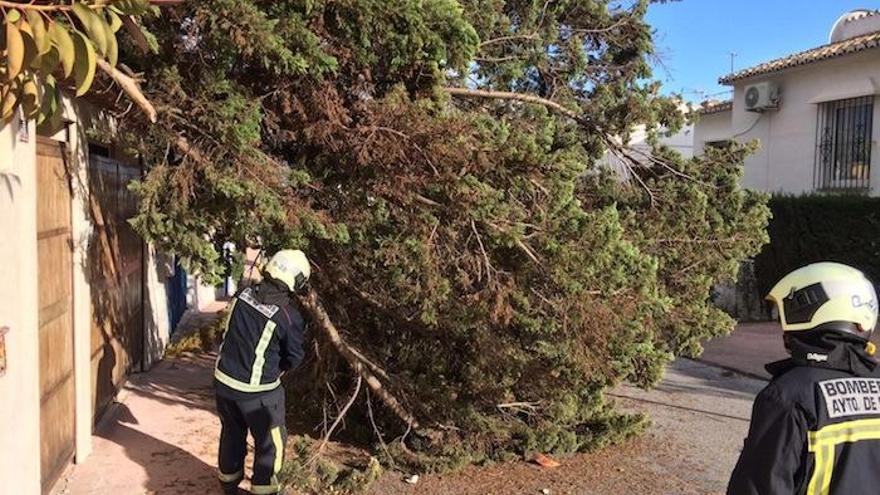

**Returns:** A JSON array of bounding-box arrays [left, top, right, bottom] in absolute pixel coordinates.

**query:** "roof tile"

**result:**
[[698, 100, 732, 115], [719, 30, 880, 84]]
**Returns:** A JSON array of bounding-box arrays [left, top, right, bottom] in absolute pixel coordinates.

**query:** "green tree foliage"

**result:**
[[120, 0, 768, 480]]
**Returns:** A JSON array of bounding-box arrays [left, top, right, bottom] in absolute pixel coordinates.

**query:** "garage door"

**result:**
[[88, 154, 145, 421]]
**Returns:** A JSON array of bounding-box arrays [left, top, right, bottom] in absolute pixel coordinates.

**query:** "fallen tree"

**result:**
[[297, 287, 420, 432], [114, 0, 769, 488]]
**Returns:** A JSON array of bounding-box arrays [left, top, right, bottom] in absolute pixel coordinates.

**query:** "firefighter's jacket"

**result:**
[[214, 284, 305, 399], [728, 333, 880, 495]]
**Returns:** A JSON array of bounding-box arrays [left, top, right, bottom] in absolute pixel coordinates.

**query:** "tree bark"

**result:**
[[443, 87, 584, 123], [298, 288, 420, 430], [96, 58, 157, 123]]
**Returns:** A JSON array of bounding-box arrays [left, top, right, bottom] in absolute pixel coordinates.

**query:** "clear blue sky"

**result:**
[[645, 1, 876, 102]]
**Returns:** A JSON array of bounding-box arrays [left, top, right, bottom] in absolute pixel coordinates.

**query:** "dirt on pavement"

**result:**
[[369, 434, 707, 495], [55, 327, 770, 495], [370, 359, 766, 495]]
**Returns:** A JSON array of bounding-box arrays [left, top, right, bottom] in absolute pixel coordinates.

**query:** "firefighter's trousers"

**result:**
[[216, 386, 287, 494]]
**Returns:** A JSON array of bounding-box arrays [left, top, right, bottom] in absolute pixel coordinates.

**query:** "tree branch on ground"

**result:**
[[298, 288, 420, 430]]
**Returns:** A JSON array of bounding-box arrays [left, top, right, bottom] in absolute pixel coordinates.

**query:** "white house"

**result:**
[[0, 100, 220, 494], [694, 10, 880, 195], [601, 104, 694, 176]]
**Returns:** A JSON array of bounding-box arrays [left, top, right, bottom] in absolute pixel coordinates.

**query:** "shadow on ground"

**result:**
[[95, 404, 218, 494], [127, 353, 219, 414]]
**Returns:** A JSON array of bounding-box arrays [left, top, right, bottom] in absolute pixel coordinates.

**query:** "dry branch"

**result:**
[[470, 219, 493, 282], [96, 58, 157, 123], [310, 375, 362, 462], [444, 87, 584, 123], [122, 14, 152, 55], [298, 288, 420, 429]]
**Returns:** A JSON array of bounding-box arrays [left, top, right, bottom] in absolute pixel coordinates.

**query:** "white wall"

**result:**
[[625, 121, 695, 158], [693, 110, 732, 154], [659, 123, 695, 159], [187, 274, 219, 310], [144, 246, 173, 369], [695, 49, 880, 195], [58, 98, 99, 464], [0, 101, 175, 493], [0, 116, 42, 495]]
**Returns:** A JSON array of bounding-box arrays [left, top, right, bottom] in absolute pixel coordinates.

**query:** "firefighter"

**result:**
[[728, 262, 880, 495], [214, 249, 310, 495]]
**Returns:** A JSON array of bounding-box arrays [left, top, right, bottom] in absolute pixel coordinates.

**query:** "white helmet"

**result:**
[[263, 249, 311, 292], [767, 262, 878, 339]]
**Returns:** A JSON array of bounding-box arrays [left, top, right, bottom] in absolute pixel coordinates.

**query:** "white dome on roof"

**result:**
[[830, 9, 880, 43]]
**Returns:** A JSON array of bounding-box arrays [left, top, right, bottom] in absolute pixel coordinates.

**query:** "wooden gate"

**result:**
[[36, 137, 75, 492], [88, 154, 144, 421]]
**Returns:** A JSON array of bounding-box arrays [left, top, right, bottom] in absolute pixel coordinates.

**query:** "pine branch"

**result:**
[[443, 87, 585, 124], [478, 33, 540, 48], [298, 288, 421, 430]]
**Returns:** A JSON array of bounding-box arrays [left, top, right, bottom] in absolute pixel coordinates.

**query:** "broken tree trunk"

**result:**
[[297, 288, 421, 430]]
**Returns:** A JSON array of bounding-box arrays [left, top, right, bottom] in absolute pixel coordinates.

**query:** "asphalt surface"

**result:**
[[611, 359, 766, 493], [700, 322, 785, 379]]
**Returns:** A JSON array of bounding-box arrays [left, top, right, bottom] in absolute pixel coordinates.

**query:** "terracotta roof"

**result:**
[[719, 30, 880, 84], [698, 100, 732, 115]]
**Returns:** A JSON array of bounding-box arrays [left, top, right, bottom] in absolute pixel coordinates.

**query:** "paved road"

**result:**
[[611, 359, 765, 493], [700, 321, 785, 379], [374, 358, 767, 495]]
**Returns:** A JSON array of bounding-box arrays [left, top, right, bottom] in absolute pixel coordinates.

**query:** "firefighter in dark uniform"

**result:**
[[728, 262, 880, 495], [214, 249, 310, 495]]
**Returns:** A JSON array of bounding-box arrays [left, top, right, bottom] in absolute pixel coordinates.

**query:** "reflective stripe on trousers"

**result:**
[[218, 469, 243, 483], [251, 426, 285, 494]]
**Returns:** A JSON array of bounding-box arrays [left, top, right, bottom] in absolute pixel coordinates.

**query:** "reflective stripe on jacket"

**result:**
[[728, 361, 880, 495], [215, 286, 305, 395]]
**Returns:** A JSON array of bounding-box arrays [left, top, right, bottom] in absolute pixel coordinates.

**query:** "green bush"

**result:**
[[754, 194, 880, 296]]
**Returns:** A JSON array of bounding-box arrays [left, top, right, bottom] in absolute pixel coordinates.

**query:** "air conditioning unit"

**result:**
[[744, 82, 780, 112]]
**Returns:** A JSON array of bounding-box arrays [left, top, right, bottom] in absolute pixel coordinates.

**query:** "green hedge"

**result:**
[[754, 195, 880, 298]]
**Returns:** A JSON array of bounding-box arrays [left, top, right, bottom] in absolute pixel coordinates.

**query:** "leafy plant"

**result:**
[[755, 194, 880, 297], [0, 0, 167, 127]]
